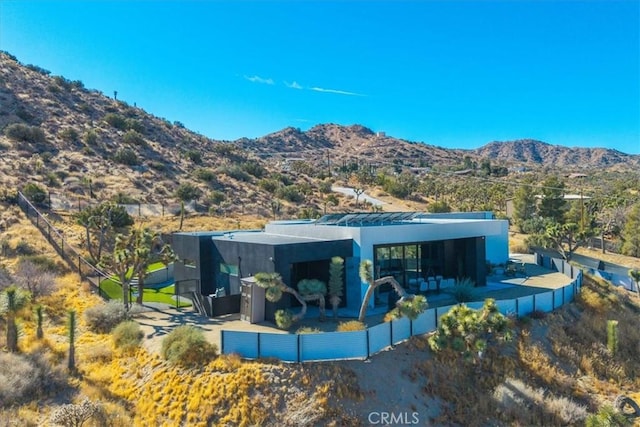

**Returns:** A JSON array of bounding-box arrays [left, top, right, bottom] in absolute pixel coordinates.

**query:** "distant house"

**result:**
[[171, 211, 509, 319]]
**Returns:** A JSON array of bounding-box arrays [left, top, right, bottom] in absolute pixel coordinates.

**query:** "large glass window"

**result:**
[[374, 241, 444, 290]]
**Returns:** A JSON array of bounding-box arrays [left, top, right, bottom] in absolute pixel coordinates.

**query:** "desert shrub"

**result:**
[[122, 130, 146, 147], [125, 118, 144, 133], [208, 190, 225, 205], [25, 64, 51, 75], [0, 351, 66, 407], [161, 325, 218, 367], [50, 398, 100, 427], [336, 320, 366, 332], [59, 128, 79, 143], [493, 377, 587, 425], [275, 309, 294, 330], [445, 277, 477, 303], [112, 321, 144, 352], [276, 185, 304, 203], [185, 150, 202, 164], [219, 165, 251, 182], [296, 326, 322, 334], [44, 172, 61, 187], [241, 160, 266, 178], [194, 168, 217, 183], [22, 182, 47, 204], [104, 113, 127, 130], [83, 129, 98, 146], [585, 404, 631, 427], [113, 148, 139, 166], [149, 161, 167, 171], [4, 123, 45, 144], [14, 239, 36, 255], [84, 300, 128, 333], [258, 178, 280, 193]]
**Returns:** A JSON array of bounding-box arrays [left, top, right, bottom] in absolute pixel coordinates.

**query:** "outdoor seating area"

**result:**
[[408, 276, 456, 294]]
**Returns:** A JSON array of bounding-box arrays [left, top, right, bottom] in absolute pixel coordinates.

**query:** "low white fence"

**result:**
[[221, 253, 582, 362]]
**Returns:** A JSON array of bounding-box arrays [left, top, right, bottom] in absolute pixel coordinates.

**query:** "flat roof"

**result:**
[[211, 232, 334, 245], [314, 212, 423, 226]]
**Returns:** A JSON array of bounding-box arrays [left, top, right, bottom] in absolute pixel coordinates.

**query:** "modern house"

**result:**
[[171, 211, 509, 319]]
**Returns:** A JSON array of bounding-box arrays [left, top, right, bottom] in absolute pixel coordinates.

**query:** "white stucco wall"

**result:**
[[266, 215, 510, 312]]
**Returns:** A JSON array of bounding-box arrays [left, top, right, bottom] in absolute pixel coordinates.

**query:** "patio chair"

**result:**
[[419, 279, 428, 293]]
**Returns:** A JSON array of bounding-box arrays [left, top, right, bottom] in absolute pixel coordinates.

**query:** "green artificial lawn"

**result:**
[[99, 277, 191, 308]]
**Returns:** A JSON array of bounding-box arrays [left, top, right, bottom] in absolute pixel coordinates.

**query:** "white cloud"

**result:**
[[244, 75, 275, 85], [310, 86, 365, 96], [285, 81, 303, 90]]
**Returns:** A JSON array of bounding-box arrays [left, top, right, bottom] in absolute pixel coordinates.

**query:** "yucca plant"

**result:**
[[68, 309, 76, 373], [35, 304, 44, 339], [328, 257, 344, 319], [1, 286, 30, 352]]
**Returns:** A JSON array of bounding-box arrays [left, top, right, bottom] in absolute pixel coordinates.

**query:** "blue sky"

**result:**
[[1, 1, 639, 154]]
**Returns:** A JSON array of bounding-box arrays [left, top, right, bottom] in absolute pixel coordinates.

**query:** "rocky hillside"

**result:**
[[474, 139, 639, 169], [1, 50, 637, 218], [237, 124, 465, 170]]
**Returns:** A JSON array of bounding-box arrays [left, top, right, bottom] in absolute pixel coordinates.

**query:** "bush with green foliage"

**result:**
[[122, 130, 146, 147], [585, 404, 631, 427], [241, 160, 266, 178], [84, 300, 128, 333], [83, 129, 98, 146], [219, 165, 251, 182], [161, 325, 218, 367], [185, 150, 202, 164], [59, 127, 79, 143], [104, 113, 127, 130], [258, 178, 280, 193], [275, 309, 294, 330], [194, 168, 217, 183], [276, 185, 304, 203], [446, 277, 477, 303], [112, 321, 144, 352], [4, 123, 45, 144], [113, 148, 139, 166], [125, 118, 144, 133], [428, 298, 512, 362], [22, 183, 47, 204]]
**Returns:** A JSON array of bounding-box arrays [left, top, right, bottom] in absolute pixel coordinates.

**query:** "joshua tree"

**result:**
[[353, 187, 365, 207], [1, 286, 30, 352], [629, 269, 640, 297], [129, 229, 176, 306], [328, 257, 344, 319], [35, 304, 44, 339], [111, 227, 175, 310], [297, 279, 327, 321], [358, 260, 426, 322], [68, 309, 76, 373], [253, 272, 308, 327]]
